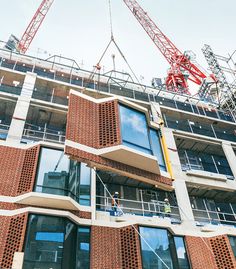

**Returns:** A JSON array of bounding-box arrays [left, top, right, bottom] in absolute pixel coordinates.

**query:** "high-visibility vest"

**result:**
[[164, 203, 171, 213]]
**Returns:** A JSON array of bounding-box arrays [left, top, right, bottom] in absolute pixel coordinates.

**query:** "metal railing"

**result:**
[[193, 208, 236, 226], [164, 114, 236, 143], [179, 150, 234, 179], [96, 195, 181, 221], [22, 124, 65, 144], [0, 48, 235, 123], [0, 83, 22, 95]]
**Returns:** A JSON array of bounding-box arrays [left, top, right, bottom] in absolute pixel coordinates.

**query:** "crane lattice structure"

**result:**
[[17, 0, 54, 54], [11, 0, 208, 96], [202, 44, 236, 118], [122, 0, 206, 94]]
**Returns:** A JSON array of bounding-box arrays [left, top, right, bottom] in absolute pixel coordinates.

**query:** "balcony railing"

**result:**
[[179, 149, 234, 179], [0, 83, 22, 95], [96, 195, 181, 222], [193, 208, 236, 227], [22, 124, 65, 144], [0, 48, 235, 123], [164, 114, 236, 143]]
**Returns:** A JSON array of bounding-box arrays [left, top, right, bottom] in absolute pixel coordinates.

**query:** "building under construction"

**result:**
[[0, 1, 236, 269]]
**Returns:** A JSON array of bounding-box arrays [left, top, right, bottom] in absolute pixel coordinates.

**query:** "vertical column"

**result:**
[[12, 252, 24, 269], [174, 180, 195, 226], [150, 102, 161, 123], [91, 168, 96, 221], [164, 128, 195, 225], [7, 72, 36, 143], [222, 141, 236, 179]]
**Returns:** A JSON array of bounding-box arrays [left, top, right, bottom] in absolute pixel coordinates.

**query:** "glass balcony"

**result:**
[[178, 149, 233, 179], [165, 113, 236, 143], [189, 194, 236, 227]]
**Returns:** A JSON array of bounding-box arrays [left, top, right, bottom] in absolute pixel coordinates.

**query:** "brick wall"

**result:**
[[66, 94, 121, 149], [90, 225, 142, 269], [0, 213, 28, 269], [186, 235, 236, 269], [0, 145, 40, 196]]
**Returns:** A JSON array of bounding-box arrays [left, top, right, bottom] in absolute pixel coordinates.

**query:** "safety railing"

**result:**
[[96, 195, 181, 222], [22, 124, 65, 144], [192, 208, 236, 226], [179, 149, 234, 179], [0, 48, 235, 123], [0, 83, 22, 95], [164, 114, 236, 143]]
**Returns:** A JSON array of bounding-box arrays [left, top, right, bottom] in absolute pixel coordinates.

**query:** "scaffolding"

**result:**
[[202, 44, 236, 119]]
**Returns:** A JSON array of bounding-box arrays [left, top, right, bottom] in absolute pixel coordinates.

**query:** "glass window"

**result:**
[[139, 227, 174, 269], [150, 129, 166, 171], [119, 104, 152, 154], [78, 163, 91, 206], [35, 147, 91, 205], [23, 215, 66, 269], [139, 227, 190, 269], [229, 236, 236, 258], [35, 147, 70, 195], [23, 215, 90, 269], [173, 237, 190, 269], [76, 227, 90, 269]]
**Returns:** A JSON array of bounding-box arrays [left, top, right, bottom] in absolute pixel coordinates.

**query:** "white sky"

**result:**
[[0, 0, 235, 88]]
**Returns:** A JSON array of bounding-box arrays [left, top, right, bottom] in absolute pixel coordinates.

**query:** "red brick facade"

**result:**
[[0, 145, 40, 197], [0, 213, 28, 269], [90, 225, 142, 269], [186, 235, 236, 269], [66, 94, 121, 149], [65, 93, 172, 188]]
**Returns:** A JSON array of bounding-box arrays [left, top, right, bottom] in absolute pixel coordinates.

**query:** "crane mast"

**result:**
[[17, 0, 54, 54], [123, 0, 206, 94]]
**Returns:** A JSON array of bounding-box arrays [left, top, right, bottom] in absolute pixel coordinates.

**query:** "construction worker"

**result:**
[[164, 198, 171, 218], [112, 191, 120, 216]]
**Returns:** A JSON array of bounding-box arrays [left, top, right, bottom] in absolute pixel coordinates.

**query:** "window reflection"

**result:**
[[119, 105, 167, 171], [229, 236, 236, 258], [139, 227, 173, 269], [150, 129, 166, 171], [139, 227, 190, 269], [173, 237, 190, 269], [35, 147, 91, 205], [23, 215, 90, 269], [119, 104, 151, 154]]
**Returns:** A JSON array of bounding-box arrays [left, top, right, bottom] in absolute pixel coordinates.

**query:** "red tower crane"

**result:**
[[123, 0, 206, 94], [17, 0, 54, 54]]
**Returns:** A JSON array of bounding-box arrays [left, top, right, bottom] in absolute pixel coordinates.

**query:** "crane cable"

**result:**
[[88, 0, 145, 91], [95, 168, 170, 269]]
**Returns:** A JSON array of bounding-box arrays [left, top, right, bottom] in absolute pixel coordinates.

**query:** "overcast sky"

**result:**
[[0, 0, 235, 88]]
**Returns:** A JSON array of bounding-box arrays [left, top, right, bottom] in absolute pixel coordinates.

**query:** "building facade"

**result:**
[[0, 48, 236, 269]]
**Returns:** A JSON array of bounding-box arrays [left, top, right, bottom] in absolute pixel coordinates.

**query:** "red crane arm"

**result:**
[[18, 0, 54, 54], [123, 0, 206, 88]]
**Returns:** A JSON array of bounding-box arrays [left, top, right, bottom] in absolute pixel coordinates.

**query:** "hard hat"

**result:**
[[164, 198, 169, 202], [115, 192, 119, 194]]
